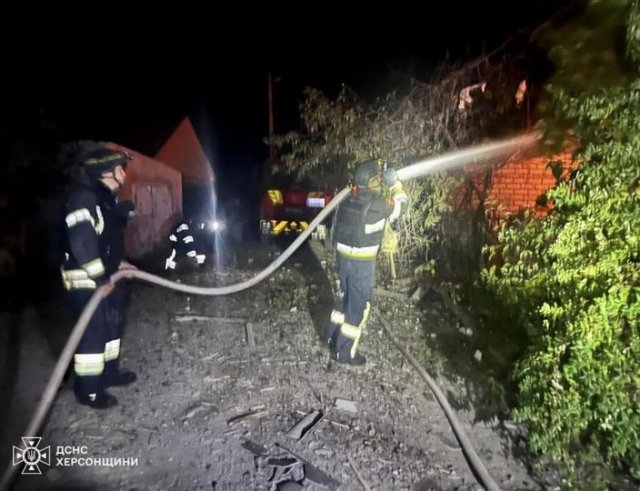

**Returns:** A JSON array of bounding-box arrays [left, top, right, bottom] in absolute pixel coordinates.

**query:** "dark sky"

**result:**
[[3, 1, 572, 188]]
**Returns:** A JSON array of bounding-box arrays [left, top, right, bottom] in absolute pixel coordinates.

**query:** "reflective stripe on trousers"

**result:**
[[339, 301, 371, 357], [104, 338, 121, 361], [74, 353, 104, 376]]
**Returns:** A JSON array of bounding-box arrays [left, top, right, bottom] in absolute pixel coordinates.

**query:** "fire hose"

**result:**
[[1, 132, 538, 491]]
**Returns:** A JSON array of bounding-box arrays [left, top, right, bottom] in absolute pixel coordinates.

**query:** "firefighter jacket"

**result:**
[[334, 183, 408, 260], [169, 222, 197, 254], [61, 181, 122, 290]]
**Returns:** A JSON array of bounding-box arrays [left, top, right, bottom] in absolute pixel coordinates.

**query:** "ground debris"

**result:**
[[245, 322, 256, 346], [242, 438, 340, 490], [334, 398, 358, 414], [227, 405, 268, 426], [264, 456, 305, 485], [182, 402, 214, 420], [173, 315, 246, 323], [347, 454, 372, 491], [275, 443, 341, 489], [241, 438, 269, 456], [287, 409, 323, 440]]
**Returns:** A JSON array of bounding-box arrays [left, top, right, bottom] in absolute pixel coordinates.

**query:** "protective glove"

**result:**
[[382, 167, 399, 187]]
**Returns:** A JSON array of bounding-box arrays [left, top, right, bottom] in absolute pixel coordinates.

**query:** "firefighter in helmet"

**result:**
[[61, 147, 137, 409], [327, 160, 408, 365]]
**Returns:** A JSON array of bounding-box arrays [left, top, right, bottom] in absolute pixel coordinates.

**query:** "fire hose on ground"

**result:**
[[1, 132, 538, 491]]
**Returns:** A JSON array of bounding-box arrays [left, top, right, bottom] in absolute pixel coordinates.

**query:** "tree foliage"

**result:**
[[484, 0, 640, 479], [276, 53, 529, 275]]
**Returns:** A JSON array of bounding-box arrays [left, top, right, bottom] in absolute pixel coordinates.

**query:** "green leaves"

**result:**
[[488, 19, 640, 480]]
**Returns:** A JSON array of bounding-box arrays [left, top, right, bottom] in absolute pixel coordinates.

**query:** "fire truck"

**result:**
[[259, 185, 334, 243]]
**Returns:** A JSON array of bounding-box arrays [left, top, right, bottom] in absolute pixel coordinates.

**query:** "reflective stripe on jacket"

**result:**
[[61, 182, 120, 290]]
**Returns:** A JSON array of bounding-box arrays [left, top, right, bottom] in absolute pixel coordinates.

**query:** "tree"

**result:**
[[276, 51, 530, 278]]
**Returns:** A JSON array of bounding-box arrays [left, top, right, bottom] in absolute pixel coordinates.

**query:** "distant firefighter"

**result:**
[[164, 219, 207, 271]]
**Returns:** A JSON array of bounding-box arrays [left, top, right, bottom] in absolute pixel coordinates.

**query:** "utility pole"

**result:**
[[267, 73, 276, 165]]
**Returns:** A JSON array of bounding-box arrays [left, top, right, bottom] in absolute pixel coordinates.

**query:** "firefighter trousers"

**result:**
[[164, 247, 206, 271], [68, 285, 127, 398], [327, 255, 374, 359]]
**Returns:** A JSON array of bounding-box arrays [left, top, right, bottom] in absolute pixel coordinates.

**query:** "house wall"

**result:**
[[106, 143, 182, 258], [459, 145, 576, 220], [488, 152, 568, 217]]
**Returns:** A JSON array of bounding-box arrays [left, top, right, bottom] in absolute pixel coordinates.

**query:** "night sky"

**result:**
[[3, 1, 572, 193]]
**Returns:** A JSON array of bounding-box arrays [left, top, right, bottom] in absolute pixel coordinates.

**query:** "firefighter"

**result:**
[[61, 148, 137, 409], [164, 219, 207, 271], [327, 160, 408, 365]]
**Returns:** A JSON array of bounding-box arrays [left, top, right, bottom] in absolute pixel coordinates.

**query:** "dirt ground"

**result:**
[[2, 240, 569, 490]]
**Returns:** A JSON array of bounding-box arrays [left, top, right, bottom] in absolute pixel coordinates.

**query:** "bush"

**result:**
[[484, 81, 640, 478]]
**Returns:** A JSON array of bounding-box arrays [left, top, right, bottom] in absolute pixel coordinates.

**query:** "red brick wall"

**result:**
[[457, 147, 576, 220], [487, 154, 564, 216]]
